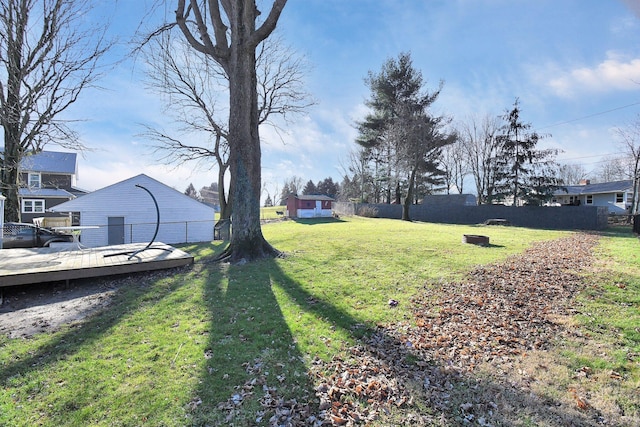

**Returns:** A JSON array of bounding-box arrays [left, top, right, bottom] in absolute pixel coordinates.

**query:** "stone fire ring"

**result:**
[[463, 234, 490, 246]]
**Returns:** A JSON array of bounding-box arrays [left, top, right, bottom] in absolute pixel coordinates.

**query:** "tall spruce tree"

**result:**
[[493, 98, 560, 206]]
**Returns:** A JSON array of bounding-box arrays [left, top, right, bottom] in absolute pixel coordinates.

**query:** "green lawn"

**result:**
[[0, 217, 637, 426]]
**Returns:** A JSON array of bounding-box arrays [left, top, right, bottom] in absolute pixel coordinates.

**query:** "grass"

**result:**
[[261, 205, 287, 220], [0, 216, 638, 426]]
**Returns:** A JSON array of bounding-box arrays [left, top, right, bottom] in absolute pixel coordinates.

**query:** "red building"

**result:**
[[286, 194, 334, 218]]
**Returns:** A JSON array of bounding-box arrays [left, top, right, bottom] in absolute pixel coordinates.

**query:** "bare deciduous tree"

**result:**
[[556, 163, 588, 185], [148, 1, 316, 263], [0, 0, 112, 222], [440, 133, 467, 194], [459, 114, 501, 204], [140, 30, 311, 225], [140, 32, 233, 219], [596, 155, 629, 183], [158, 0, 288, 262], [614, 115, 640, 214]]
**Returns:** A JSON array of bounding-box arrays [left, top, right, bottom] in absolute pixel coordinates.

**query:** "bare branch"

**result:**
[[1, 0, 114, 221], [251, 0, 287, 47]]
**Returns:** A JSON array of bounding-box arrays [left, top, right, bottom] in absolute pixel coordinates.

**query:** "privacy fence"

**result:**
[[333, 202, 610, 231]]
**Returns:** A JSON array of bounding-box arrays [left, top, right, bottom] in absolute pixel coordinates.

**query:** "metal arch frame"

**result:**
[[104, 184, 172, 260]]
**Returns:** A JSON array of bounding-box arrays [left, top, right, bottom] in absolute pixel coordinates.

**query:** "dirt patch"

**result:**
[[0, 279, 120, 338]]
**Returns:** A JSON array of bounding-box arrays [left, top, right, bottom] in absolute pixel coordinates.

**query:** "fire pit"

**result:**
[[463, 234, 490, 246]]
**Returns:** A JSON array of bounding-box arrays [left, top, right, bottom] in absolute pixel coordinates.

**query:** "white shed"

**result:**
[[50, 174, 215, 247]]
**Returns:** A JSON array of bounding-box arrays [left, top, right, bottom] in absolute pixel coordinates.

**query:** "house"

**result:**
[[286, 194, 334, 218], [552, 179, 635, 214], [50, 174, 216, 247], [16, 150, 86, 223]]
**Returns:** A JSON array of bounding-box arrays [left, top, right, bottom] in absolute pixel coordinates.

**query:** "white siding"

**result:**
[[296, 208, 333, 218], [51, 174, 215, 247]]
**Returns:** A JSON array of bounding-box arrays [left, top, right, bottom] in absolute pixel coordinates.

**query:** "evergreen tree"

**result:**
[[356, 52, 454, 219], [278, 182, 292, 205], [316, 177, 340, 198], [302, 180, 317, 195], [493, 99, 560, 206], [184, 183, 201, 201]]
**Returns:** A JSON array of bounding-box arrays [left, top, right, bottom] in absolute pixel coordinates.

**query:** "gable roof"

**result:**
[[50, 173, 215, 214], [556, 180, 633, 196], [19, 151, 77, 175]]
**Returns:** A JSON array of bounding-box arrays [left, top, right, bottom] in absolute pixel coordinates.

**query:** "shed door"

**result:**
[[315, 200, 322, 217], [108, 216, 125, 245]]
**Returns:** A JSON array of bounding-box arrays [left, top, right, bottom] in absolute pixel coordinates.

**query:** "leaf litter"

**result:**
[[215, 233, 638, 425]]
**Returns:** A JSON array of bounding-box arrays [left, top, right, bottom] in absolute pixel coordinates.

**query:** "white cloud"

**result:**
[[548, 53, 640, 97]]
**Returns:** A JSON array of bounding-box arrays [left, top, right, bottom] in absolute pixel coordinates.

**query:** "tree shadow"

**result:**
[[244, 258, 609, 425], [0, 268, 190, 424], [0, 245, 614, 425], [293, 217, 346, 226], [190, 260, 317, 425]]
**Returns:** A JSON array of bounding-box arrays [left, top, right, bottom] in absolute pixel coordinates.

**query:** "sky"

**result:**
[[62, 0, 640, 200]]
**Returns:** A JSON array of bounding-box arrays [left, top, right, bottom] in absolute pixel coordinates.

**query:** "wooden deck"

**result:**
[[0, 243, 193, 287]]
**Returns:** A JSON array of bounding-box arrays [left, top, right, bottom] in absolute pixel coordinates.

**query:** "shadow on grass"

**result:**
[[293, 217, 346, 226], [190, 260, 316, 425], [0, 238, 610, 425], [0, 267, 197, 426], [191, 256, 605, 425]]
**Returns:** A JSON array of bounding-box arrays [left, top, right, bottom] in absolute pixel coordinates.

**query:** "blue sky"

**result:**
[[68, 0, 640, 199]]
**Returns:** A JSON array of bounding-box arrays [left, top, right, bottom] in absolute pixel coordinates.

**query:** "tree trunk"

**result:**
[[402, 169, 417, 221], [1, 134, 21, 222], [2, 3, 24, 223], [219, 1, 279, 263]]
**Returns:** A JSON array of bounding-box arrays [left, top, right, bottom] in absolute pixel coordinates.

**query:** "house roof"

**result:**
[[291, 194, 335, 201], [555, 180, 633, 196], [19, 188, 75, 198], [50, 173, 216, 214], [19, 151, 77, 174]]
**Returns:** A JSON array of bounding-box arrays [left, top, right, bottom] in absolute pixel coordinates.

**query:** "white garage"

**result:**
[[50, 174, 215, 247]]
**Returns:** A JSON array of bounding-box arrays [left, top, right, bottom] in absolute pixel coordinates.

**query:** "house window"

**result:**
[[22, 199, 45, 213], [586, 195, 593, 205], [616, 193, 624, 204], [28, 173, 41, 188]]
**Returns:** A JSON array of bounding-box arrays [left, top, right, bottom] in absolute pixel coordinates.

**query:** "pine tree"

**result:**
[[493, 99, 560, 206]]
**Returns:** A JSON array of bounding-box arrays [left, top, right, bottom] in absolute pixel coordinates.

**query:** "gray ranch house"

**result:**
[[552, 179, 634, 214], [50, 174, 216, 247]]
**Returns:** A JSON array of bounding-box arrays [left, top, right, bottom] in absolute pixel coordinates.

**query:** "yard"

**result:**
[[0, 217, 638, 426]]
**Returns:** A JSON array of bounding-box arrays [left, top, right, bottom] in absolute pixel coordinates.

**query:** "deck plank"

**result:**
[[0, 243, 193, 287]]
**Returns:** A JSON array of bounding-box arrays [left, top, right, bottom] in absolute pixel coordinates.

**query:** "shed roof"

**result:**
[[555, 180, 633, 196], [19, 151, 77, 174]]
